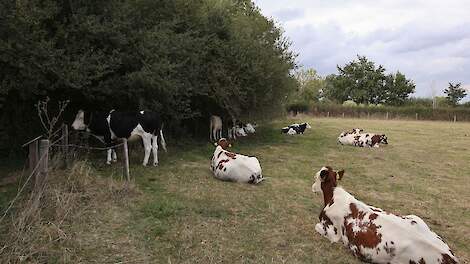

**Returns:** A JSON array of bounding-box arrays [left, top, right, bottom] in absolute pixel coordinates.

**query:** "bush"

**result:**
[[286, 101, 310, 114]]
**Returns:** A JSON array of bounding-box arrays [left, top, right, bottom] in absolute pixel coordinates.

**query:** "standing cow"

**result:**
[[209, 115, 223, 142], [72, 110, 167, 166], [210, 138, 263, 184], [311, 166, 458, 264]]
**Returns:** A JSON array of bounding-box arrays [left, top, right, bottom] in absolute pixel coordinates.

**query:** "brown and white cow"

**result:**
[[311, 166, 458, 264], [210, 138, 263, 184]]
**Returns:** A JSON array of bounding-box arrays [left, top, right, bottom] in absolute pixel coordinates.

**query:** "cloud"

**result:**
[[255, 0, 470, 99]]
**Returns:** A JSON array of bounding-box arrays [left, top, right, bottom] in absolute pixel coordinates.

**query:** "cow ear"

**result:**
[[337, 170, 345, 181], [320, 170, 329, 181]]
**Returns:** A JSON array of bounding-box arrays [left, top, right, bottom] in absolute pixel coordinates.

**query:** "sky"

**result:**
[[254, 0, 470, 99]]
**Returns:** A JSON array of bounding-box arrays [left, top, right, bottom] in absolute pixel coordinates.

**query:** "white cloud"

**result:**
[[254, 0, 470, 99]]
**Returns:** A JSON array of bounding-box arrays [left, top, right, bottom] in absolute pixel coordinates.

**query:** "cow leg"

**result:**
[[106, 149, 113, 165], [141, 134, 152, 166], [112, 149, 117, 162], [152, 135, 159, 166], [218, 129, 222, 141]]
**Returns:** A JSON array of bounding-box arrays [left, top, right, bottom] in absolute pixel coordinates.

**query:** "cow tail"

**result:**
[[159, 128, 167, 152]]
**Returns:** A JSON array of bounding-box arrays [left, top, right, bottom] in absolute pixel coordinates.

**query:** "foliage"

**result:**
[[0, 0, 297, 152], [291, 68, 324, 103], [444, 82, 467, 106], [323, 55, 415, 105]]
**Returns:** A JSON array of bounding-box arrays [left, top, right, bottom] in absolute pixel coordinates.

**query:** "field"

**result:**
[[2, 117, 470, 263]]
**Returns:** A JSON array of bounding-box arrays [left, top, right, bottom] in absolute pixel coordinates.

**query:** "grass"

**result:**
[[1, 116, 469, 263]]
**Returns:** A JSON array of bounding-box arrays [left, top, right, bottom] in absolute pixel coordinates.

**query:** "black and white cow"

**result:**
[[72, 110, 167, 166], [281, 122, 312, 135]]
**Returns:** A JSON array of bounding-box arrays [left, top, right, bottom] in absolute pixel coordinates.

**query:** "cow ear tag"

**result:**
[[228, 144, 232, 148], [214, 142, 218, 146]]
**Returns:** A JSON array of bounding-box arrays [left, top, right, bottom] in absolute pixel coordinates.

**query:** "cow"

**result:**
[[243, 123, 257, 134], [281, 122, 312, 135], [71, 110, 167, 166], [210, 115, 223, 142], [357, 133, 388, 148], [311, 166, 458, 264], [210, 138, 263, 184]]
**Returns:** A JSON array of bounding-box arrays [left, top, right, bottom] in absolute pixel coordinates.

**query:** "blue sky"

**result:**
[[254, 0, 470, 99]]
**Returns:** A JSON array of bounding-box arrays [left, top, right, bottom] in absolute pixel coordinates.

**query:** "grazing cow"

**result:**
[[281, 122, 312, 135], [210, 115, 223, 142], [311, 166, 458, 264], [72, 110, 167, 166], [210, 138, 263, 184]]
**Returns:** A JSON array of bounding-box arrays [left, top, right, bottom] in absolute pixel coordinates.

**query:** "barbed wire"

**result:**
[[0, 151, 48, 224], [50, 142, 124, 150]]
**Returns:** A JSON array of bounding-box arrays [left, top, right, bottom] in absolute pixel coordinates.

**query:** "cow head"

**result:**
[[380, 134, 388, 144], [72, 110, 88, 130], [352, 128, 363, 134], [243, 123, 256, 134], [216, 138, 232, 150], [305, 122, 312, 129], [312, 166, 344, 205]]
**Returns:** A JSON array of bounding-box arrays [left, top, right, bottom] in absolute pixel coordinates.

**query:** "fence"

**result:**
[[22, 124, 131, 189], [308, 104, 470, 122]]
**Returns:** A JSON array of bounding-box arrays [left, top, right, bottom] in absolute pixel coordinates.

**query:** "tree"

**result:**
[[292, 68, 324, 102], [0, 0, 297, 152], [384, 71, 416, 106], [323, 55, 415, 105], [444, 82, 467, 106]]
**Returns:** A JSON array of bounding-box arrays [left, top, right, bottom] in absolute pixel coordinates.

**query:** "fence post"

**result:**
[[29, 140, 39, 178], [122, 139, 130, 181], [37, 139, 49, 189], [327, 112, 330, 118], [453, 115, 456, 123], [416, 113, 418, 120], [386, 112, 389, 120], [367, 112, 370, 119], [62, 124, 69, 168], [342, 112, 345, 118]]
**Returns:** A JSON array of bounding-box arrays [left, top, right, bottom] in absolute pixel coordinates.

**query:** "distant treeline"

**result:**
[[288, 100, 470, 122], [0, 0, 297, 154]]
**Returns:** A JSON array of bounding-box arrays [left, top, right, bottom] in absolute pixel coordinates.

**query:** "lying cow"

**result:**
[[72, 110, 167, 166], [357, 133, 388, 147], [281, 122, 311, 135], [210, 138, 263, 184], [338, 128, 388, 148], [311, 166, 458, 264]]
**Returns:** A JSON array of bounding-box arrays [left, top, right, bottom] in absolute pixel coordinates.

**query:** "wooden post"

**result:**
[[453, 115, 457, 123], [29, 140, 39, 177], [327, 112, 330, 118], [37, 139, 49, 189], [342, 112, 345, 118], [386, 112, 389, 120], [367, 112, 370, 119], [62, 124, 69, 168], [122, 139, 130, 181], [415, 113, 418, 120]]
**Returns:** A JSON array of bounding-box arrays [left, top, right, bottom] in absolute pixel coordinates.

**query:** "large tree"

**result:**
[[0, 0, 297, 151], [444, 82, 467, 106], [292, 68, 324, 103], [323, 55, 414, 105]]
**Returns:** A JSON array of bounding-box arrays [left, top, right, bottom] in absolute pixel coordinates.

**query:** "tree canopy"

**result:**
[[0, 0, 297, 152], [323, 55, 415, 105], [444, 82, 467, 106]]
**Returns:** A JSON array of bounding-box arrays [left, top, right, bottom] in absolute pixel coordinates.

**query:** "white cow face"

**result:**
[[306, 123, 312, 129], [235, 126, 247, 137], [243, 123, 256, 134], [72, 110, 87, 130]]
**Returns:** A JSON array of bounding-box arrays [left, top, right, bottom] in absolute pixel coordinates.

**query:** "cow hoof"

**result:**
[[142, 163, 148, 167], [112, 159, 117, 163], [153, 162, 159, 167], [106, 161, 111, 165]]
